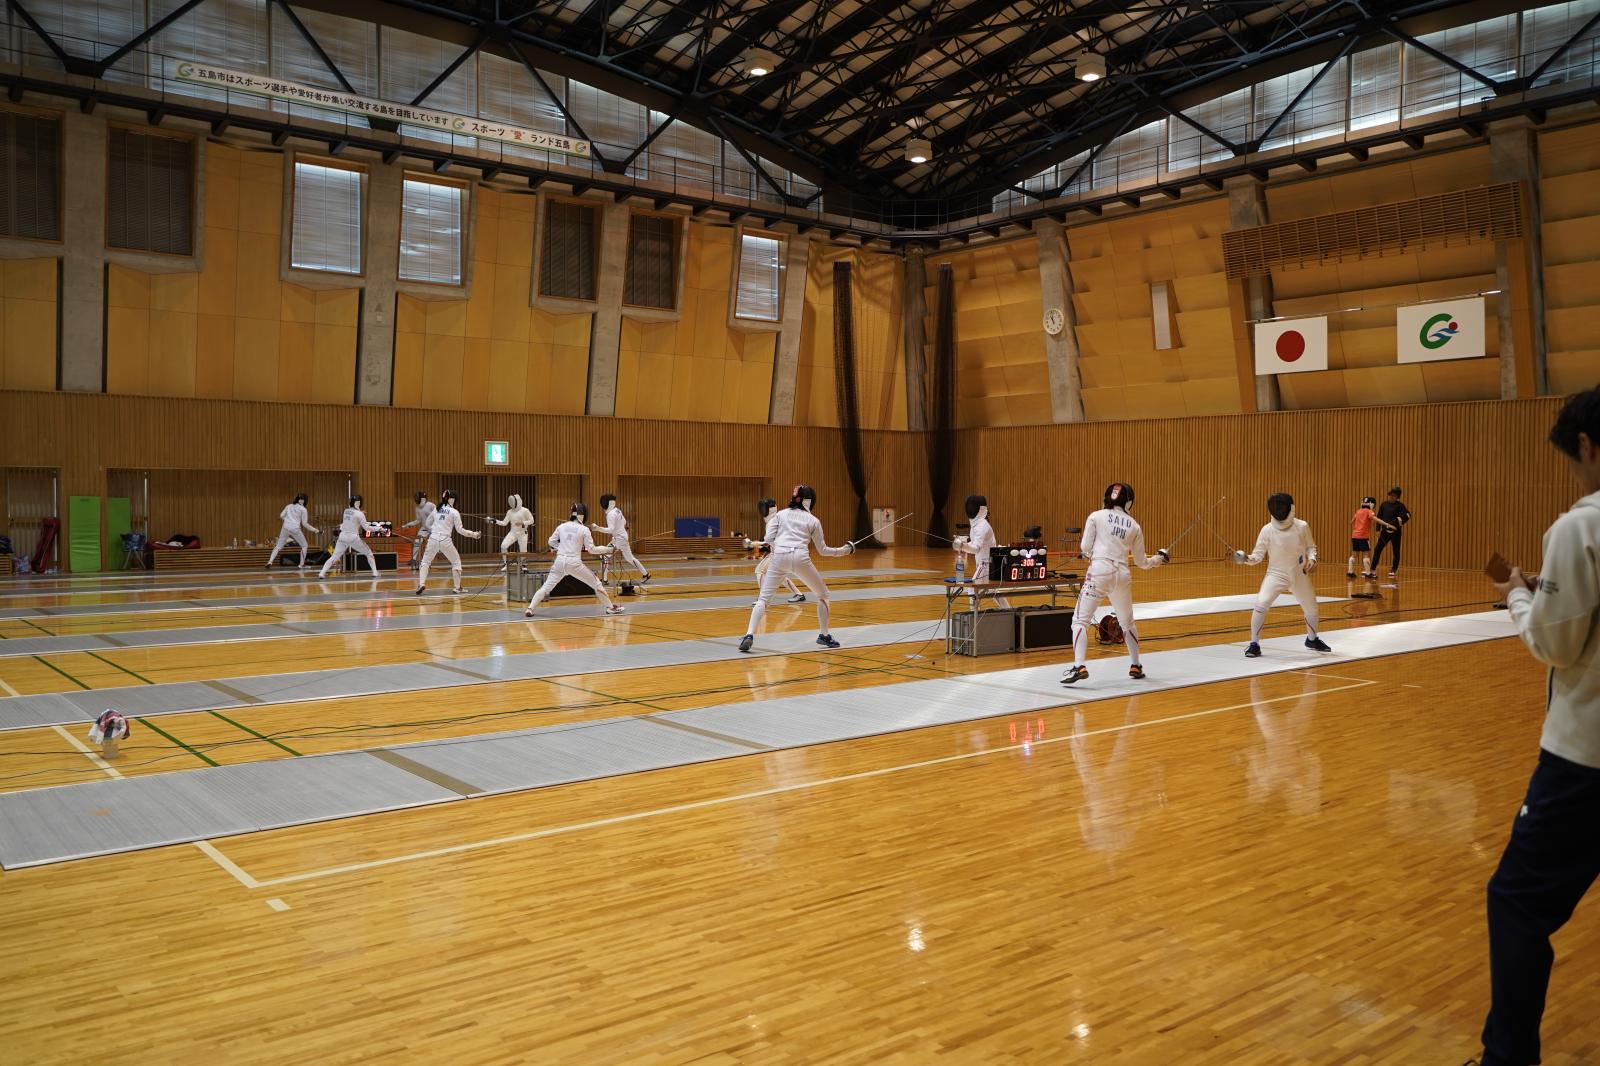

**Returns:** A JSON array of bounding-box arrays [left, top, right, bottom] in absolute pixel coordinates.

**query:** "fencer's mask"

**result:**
[[964, 494, 987, 522], [1104, 482, 1133, 511], [1267, 492, 1295, 529], [792, 485, 817, 512]]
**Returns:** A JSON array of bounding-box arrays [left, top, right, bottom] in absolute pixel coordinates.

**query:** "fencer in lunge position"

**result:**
[[400, 491, 436, 571], [1062, 482, 1168, 685], [953, 493, 1008, 608], [738, 485, 854, 653], [1234, 492, 1332, 657], [319, 495, 384, 578], [753, 497, 806, 604], [591, 493, 650, 583], [490, 494, 535, 569], [524, 502, 623, 616], [415, 489, 481, 595], [265, 493, 319, 569]]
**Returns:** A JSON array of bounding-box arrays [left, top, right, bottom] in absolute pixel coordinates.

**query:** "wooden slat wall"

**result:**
[[953, 397, 1575, 572], [2, 393, 929, 570]]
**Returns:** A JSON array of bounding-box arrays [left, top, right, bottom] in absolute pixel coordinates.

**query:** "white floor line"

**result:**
[[49, 725, 123, 780], [194, 840, 261, 889], [265, 898, 290, 912], [242, 678, 1375, 889], [0, 676, 19, 697]]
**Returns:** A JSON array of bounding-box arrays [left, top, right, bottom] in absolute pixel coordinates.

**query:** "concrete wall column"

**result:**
[[59, 109, 108, 393], [1035, 218, 1086, 423], [357, 162, 402, 405], [1226, 177, 1280, 413], [901, 246, 929, 431], [767, 233, 811, 425], [585, 199, 631, 416], [1491, 119, 1547, 399]]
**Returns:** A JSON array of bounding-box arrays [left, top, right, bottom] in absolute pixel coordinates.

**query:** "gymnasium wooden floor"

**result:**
[[1, 547, 1595, 1064]]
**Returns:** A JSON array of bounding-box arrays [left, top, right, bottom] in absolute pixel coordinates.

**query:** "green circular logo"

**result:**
[[1419, 312, 1459, 351]]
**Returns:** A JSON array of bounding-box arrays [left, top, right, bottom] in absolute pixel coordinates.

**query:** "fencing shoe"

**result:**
[[605, 604, 625, 615], [738, 634, 754, 653], [1128, 664, 1145, 680], [1305, 636, 1332, 652], [787, 592, 807, 603], [816, 633, 840, 648], [1061, 666, 1089, 685], [1245, 642, 1262, 658]]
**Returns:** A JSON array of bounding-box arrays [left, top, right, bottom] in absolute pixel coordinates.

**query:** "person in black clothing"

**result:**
[[1372, 486, 1410, 577]]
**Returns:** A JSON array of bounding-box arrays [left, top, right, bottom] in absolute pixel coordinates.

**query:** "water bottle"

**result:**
[[955, 551, 966, 582]]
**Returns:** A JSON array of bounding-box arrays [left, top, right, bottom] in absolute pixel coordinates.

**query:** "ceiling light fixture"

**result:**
[[743, 50, 777, 77], [1077, 53, 1106, 82], [905, 137, 932, 164]]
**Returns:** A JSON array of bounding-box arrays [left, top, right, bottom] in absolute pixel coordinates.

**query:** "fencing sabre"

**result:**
[[1165, 495, 1228, 553], [850, 511, 914, 548]]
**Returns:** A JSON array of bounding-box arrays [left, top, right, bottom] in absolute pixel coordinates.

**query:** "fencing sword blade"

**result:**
[[851, 511, 915, 548]]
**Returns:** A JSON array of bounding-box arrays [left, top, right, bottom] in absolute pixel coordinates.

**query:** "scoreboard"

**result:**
[[988, 544, 1048, 583]]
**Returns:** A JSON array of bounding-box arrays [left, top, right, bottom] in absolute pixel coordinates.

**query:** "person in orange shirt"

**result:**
[[1348, 496, 1378, 579]]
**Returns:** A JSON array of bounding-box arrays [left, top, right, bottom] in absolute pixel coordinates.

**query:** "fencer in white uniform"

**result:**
[[1063, 482, 1168, 685], [1235, 492, 1331, 656], [739, 485, 854, 653], [591, 493, 650, 583], [319, 495, 383, 577], [401, 492, 436, 571], [953, 493, 1008, 608], [525, 502, 622, 616], [752, 497, 806, 604], [491, 494, 535, 565], [265, 493, 319, 569], [415, 489, 480, 594]]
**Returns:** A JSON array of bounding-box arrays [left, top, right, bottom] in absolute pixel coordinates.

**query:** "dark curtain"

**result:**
[[832, 260, 879, 546], [926, 263, 956, 544]]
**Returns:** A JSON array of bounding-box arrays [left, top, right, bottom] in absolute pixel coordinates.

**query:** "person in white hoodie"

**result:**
[[265, 493, 319, 569], [1062, 482, 1168, 685], [490, 493, 535, 569], [751, 497, 806, 604], [1234, 492, 1331, 657], [739, 485, 854, 653], [1475, 388, 1600, 1066], [525, 502, 622, 616], [415, 489, 481, 595], [318, 495, 383, 577], [592, 493, 650, 584]]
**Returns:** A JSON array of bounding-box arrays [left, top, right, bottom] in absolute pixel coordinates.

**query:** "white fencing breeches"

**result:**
[[1072, 562, 1137, 668], [610, 535, 645, 574], [267, 525, 308, 566], [1252, 569, 1320, 640], [419, 537, 463, 589], [409, 531, 429, 567], [321, 533, 377, 577], [500, 529, 529, 554], [528, 555, 613, 610], [746, 552, 830, 636], [754, 553, 802, 598]]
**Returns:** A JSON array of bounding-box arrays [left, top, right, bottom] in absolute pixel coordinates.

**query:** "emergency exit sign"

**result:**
[[484, 441, 509, 466]]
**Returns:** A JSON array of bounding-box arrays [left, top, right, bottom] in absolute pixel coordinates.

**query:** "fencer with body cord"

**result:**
[[525, 502, 623, 615], [319, 495, 383, 577], [490, 494, 535, 567], [749, 497, 807, 603], [953, 494, 1010, 608], [1062, 483, 1169, 685], [400, 491, 436, 571], [265, 493, 319, 569], [415, 490, 481, 594], [592, 494, 650, 583], [1235, 492, 1332, 656], [739, 485, 854, 652]]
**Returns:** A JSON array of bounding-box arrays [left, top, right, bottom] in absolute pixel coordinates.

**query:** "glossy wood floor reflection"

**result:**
[[1, 551, 1595, 1064]]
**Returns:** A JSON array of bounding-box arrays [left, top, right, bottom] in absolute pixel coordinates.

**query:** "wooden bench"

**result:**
[[150, 546, 279, 571], [0, 556, 12, 576]]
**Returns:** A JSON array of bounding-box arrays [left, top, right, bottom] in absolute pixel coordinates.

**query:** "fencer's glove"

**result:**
[[952, 536, 968, 551], [1156, 548, 1170, 564], [742, 538, 755, 550], [1232, 549, 1247, 564]]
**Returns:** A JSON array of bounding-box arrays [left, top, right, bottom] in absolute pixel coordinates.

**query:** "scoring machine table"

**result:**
[[943, 576, 1081, 655]]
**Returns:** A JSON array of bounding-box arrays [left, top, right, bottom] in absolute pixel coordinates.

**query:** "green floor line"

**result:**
[[83, 650, 155, 685], [209, 711, 302, 757], [137, 717, 219, 768], [31, 655, 90, 690]]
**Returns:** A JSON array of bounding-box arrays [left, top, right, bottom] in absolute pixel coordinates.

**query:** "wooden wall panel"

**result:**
[[616, 474, 768, 540], [1, 393, 929, 570], [952, 397, 1575, 572], [0, 259, 58, 392], [1539, 123, 1600, 395]]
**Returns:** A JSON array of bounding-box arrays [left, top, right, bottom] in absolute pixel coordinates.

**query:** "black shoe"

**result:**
[[738, 634, 754, 653], [1305, 636, 1331, 652], [640, 572, 651, 584], [1061, 666, 1088, 685], [1346, 571, 1355, 578], [1245, 642, 1262, 658], [816, 633, 840, 648], [414, 586, 425, 595], [1128, 664, 1145, 680]]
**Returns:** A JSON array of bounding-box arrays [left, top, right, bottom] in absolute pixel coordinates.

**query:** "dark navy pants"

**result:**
[[1481, 749, 1600, 1065], [1373, 529, 1402, 571]]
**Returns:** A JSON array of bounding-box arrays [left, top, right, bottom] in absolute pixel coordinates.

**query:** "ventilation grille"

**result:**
[[623, 213, 676, 309], [540, 200, 598, 301], [0, 111, 60, 241], [107, 128, 194, 256], [1223, 182, 1525, 279]]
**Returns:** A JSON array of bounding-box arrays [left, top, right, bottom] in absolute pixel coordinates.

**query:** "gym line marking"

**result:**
[[222, 679, 1377, 890]]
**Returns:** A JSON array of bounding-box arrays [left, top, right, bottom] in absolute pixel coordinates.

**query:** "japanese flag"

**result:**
[[1255, 316, 1328, 375]]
